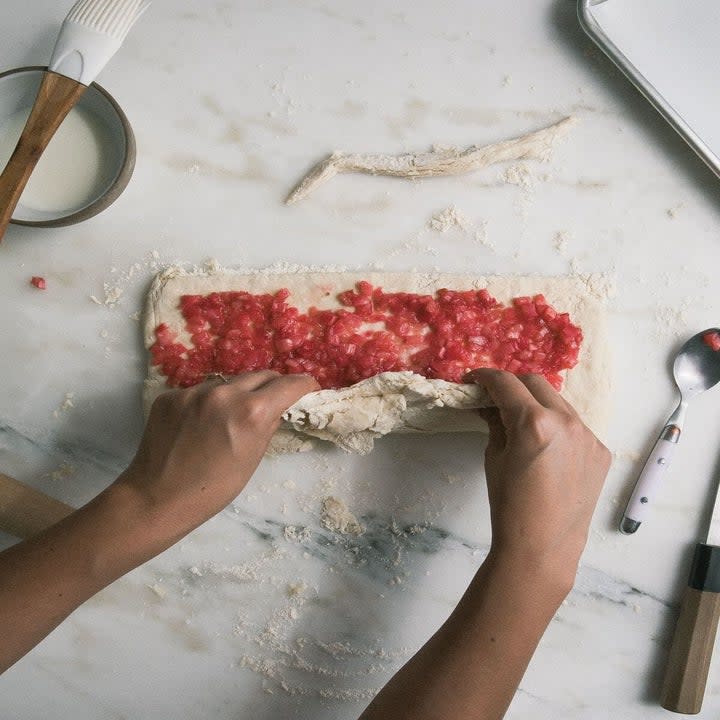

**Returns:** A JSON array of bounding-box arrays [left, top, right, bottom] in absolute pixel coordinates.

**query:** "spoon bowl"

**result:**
[[674, 330, 720, 400]]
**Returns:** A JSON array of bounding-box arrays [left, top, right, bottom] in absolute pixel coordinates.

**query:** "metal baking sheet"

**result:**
[[578, 0, 720, 179]]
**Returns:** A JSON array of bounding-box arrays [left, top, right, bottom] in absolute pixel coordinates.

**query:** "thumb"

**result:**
[[478, 406, 506, 455]]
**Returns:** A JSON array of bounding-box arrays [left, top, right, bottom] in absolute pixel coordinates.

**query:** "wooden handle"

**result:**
[[0, 71, 87, 241], [0, 472, 74, 540], [662, 544, 720, 714]]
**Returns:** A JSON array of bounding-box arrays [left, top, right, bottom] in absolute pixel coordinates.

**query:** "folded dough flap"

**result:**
[[281, 371, 492, 454], [143, 267, 611, 455]]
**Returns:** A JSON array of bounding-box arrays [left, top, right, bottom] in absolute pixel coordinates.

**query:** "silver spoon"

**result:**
[[621, 328, 720, 534]]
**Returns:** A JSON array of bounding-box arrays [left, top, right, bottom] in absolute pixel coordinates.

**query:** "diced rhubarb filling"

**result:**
[[151, 282, 583, 390], [703, 331, 720, 352]]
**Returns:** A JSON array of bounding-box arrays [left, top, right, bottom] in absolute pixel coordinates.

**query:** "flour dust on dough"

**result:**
[[143, 267, 611, 454]]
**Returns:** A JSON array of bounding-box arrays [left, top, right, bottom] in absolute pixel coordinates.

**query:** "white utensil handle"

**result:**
[[49, 22, 123, 86], [621, 427, 680, 534]]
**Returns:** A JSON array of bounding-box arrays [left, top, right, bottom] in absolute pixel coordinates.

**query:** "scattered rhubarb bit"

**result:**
[[30, 276, 47, 290], [151, 282, 583, 391], [703, 331, 720, 352]]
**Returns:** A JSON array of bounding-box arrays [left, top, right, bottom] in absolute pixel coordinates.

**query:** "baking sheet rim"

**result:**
[[577, 0, 720, 180]]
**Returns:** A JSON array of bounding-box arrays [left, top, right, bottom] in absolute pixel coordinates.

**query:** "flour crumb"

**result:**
[[192, 552, 283, 584], [502, 74, 512, 87], [284, 525, 312, 543], [654, 302, 690, 338], [147, 583, 167, 599], [428, 205, 469, 233], [502, 163, 534, 189], [473, 220, 494, 250], [91, 252, 166, 316], [666, 203, 684, 219], [612, 449, 642, 463], [287, 581, 307, 597], [577, 271, 616, 302], [320, 496, 365, 536], [53, 392, 75, 418], [102, 283, 124, 306]]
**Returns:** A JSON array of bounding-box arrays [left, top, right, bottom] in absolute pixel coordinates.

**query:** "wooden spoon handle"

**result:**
[[662, 543, 720, 714], [0, 71, 87, 241], [0, 472, 74, 540]]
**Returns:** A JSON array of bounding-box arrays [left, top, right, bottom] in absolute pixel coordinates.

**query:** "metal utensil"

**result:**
[[0, 0, 150, 241], [661, 472, 720, 713], [578, 0, 720, 181], [621, 329, 720, 534]]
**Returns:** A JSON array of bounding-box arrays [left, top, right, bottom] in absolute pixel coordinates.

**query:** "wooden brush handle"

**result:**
[[0, 472, 74, 540], [0, 71, 87, 241], [662, 543, 720, 714]]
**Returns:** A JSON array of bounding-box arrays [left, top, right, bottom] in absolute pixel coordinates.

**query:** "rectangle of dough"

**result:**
[[143, 267, 611, 453]]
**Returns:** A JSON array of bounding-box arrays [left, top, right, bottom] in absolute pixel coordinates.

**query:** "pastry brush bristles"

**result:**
[[65, 0, 149, 41]]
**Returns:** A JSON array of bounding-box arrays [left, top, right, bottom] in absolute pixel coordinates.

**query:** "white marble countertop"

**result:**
[[2, 0, 720, 718]]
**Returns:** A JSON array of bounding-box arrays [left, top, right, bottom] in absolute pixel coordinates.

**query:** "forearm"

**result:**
[[0, 479, 175, 673], [0, 373, 317, 675], [359, 552, 570, 720]]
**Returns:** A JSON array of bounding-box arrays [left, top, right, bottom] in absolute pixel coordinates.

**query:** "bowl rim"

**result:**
[[0, 65, 136, 228]]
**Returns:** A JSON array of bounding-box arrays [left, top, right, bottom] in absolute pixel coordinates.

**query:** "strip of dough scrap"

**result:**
[[285, 116, 576, 205], [143, 267, 610, 455]]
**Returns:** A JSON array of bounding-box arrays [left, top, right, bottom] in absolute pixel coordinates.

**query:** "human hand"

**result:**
[[119, 371, 319, 539], [464, 369, 611, 592], [0, 371, 319, 675]]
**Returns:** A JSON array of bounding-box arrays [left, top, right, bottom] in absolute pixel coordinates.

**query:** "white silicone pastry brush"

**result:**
[[0, 0, 150, 241]]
